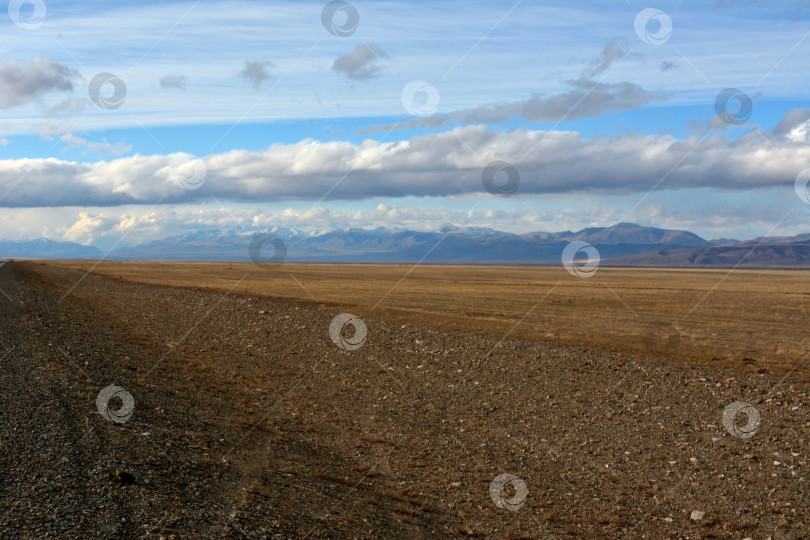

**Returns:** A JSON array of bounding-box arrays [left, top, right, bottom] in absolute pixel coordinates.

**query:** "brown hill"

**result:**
[[606, 240, 810, 267]]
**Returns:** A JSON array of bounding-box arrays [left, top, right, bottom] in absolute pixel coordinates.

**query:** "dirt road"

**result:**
[[0, 261, 808, 538]]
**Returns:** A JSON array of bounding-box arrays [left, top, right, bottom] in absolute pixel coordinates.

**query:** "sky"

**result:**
[[0, 0, 809, 250]]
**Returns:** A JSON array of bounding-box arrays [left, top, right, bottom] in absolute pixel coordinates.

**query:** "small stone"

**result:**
[[663, 517, 673, 523], [690, 510, 705, 521]]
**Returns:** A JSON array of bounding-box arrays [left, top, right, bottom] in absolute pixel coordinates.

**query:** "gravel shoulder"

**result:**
[[1, 261, 808, 538]]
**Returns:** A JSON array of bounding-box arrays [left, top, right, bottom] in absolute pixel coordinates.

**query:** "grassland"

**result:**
[[47, 260, 810, 377]]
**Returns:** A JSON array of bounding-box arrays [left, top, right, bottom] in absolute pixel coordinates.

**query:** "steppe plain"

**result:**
[[1, 260, 809, 538]]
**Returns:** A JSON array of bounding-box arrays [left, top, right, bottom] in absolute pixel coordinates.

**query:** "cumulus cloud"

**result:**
[[160, 74, 187, 89], [0, 58, 79, 108], [367, 39, 663, 133], [0, 115, 808, 208], [238, 60, 274, 89], [60, 211, 109, 244], [332, 44, 388, 80]]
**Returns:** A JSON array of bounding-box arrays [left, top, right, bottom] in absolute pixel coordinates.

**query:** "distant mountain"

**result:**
[[555, 222, 709, 247], [0, 238, 101, 259], [108, 223, 715, 263], [607, 240, 810, 268], [747, 233, 810, 244], [708, 238, 740, 246], [6, 224, 810, 266]]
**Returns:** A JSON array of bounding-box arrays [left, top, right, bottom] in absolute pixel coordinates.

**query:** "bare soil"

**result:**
[[45, 261, 810, 378], [1, 261, 808, 538]]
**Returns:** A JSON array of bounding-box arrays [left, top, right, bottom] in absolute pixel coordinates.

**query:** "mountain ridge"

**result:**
[[3, 224, 810, 266]]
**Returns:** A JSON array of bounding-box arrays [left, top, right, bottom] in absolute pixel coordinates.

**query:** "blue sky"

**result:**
[[0, 0, 809, 249]]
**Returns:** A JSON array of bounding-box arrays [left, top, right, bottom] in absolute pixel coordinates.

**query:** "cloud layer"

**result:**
[[368, 39, 664, 132], [1, 116, 808, 208]]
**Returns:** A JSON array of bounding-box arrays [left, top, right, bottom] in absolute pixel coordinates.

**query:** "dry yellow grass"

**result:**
[[44, 260, 810, 376]]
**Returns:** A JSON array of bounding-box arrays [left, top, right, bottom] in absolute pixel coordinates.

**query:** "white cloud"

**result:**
[[60, 133, 132, 156], [59, 211, 109, 244], [0, 121, 808, 208], [3, 193, 807, 250]]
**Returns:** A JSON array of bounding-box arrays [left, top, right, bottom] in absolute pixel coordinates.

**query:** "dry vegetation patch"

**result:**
[[46, 261, 810, 378]]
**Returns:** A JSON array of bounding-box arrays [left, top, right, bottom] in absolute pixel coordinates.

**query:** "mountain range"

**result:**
[[3, 223, 810, 267]]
